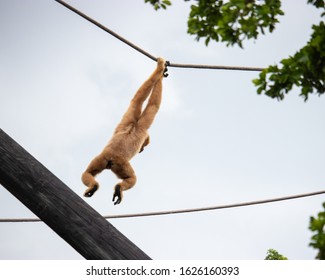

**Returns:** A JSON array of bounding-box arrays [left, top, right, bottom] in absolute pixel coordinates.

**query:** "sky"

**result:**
[[0, 0, 325, 260]]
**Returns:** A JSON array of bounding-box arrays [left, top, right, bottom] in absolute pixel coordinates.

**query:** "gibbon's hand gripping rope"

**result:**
[[55, 0, 264, 72]]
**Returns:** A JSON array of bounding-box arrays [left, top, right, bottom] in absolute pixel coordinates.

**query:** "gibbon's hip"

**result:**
[[104, 134, 146, 160]]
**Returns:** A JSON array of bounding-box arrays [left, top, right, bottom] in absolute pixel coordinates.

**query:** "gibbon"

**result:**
[[82, 57, 167, 205]]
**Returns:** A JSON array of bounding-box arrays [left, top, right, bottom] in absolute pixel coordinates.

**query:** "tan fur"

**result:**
[[82, 58, 166, 204]]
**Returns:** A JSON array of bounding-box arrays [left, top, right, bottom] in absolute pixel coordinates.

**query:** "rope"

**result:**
[[1, 189, 324, 223], [54, 0, 264, 72]]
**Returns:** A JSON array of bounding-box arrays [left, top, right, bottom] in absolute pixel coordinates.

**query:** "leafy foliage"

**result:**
[[187, 0, 283, 48], [308, 0, 325, 12], [146, 0, 325, 100], [146, 0, 283, 47], [309, 202, 325, 260], [253, 21, 325, 101], [265, 249, 288, 260], [144, 0, 172, 10]]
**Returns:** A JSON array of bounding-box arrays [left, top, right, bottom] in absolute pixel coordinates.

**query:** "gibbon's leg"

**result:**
[[137, 77, 163, 131], [115, 58, 166, 133], [110, 160, 137, 205], [82, 153, 108, 197]]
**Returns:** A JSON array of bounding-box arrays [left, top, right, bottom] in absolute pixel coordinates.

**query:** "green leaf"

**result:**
[[265, 249, 288, 260], [309, 202, 325, 259], [145, 0, 171, 10], [205, 37, 211, 46]]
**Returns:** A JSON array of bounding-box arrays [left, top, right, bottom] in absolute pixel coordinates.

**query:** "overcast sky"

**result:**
[[1, 0, 325, 260]]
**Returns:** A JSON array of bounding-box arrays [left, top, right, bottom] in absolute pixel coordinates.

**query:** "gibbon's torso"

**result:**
[[104, 123, 148, 161]]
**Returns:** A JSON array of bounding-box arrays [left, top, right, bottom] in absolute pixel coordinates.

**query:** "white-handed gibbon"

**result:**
[[82, 57, 167, 205]]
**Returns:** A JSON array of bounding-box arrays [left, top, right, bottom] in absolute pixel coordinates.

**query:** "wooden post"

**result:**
[[0, 129, 151, 260]]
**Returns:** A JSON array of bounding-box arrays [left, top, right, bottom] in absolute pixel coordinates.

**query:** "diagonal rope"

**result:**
[[1, 189, 324, 222], [55, 0, 156, 61], [54, 0, 264, 72]]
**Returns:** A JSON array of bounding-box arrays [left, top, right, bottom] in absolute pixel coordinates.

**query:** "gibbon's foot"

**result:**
[[84, 184, 98, 197], [157, 57, 166, 71], [157, 57, 165, 64], [112, 184, 122, 205], [163, 61, 170, 78]]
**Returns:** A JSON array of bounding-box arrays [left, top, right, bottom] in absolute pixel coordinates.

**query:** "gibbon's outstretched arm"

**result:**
[[81, 57, 166, 205]]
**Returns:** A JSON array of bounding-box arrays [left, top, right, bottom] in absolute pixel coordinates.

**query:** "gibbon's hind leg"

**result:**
[[110, 160, 137, 205], [82, 153, 109, 197], [114, 58, 166, 133], [137, 77, 163, 131], [130, 57, 165, 108]]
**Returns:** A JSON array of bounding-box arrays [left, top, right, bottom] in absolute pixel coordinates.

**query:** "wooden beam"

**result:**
[[0, 129, 151, 260]]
